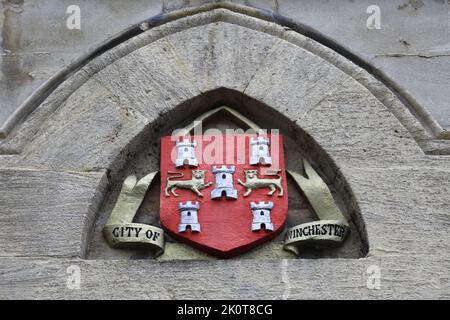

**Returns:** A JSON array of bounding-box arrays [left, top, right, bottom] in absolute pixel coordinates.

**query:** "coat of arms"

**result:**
[[102, 107, 349, 258], [159, 133, 288, 258]]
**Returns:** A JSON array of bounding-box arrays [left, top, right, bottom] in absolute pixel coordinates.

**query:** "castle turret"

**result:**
[[250, 137, 272, 166], [250, 201, 274, 231], [178, 201, 201, 232], [175, 138, 198, 167], [210, 165, 237, 200]]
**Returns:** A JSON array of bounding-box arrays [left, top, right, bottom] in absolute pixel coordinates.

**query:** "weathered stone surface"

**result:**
[[0, 255, 448, 299], [244, 40, 351, 122], [164, 0, 280, 13], [373, 55, 450, 129], [9, 18, 426, 173], [0, 0, 162, 126], [244, 40, 425, 166], [18, 80, 150, 171], [277, 0, 450, 131], [0, 168, 107, 257], [2, 5, 442, 155], [2, 0, 449, 145], [157, 242, 294, 261], [158, 22, 281, 93], [91, 37, 201, 122], [334, 163, 450, 257]]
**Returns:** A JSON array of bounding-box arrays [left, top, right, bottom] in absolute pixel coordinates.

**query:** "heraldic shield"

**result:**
[[160, 133, 288, 258]]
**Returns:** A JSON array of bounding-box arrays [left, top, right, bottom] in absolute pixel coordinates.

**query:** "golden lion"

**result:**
[[238, 170, 283, 197], [165, 170, 212, 197]]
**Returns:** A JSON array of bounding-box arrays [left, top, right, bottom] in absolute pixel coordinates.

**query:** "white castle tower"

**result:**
[[178, 201, 201, 232], [175, 138, 198, 167], [250, 137, 272, 165], [211, 165, 237, 199], [250, 201, 274, 231]]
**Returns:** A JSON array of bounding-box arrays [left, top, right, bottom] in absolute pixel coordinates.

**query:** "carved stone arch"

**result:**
[[87, 88, 368, 260], [0, 5, 433, 155], [1, 4, 449, 298], [0, 7, 428, 258]]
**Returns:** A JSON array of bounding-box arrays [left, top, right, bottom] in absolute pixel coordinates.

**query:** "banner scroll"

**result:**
[[284, 160, 349, 255], [103, 171, 165, 257]]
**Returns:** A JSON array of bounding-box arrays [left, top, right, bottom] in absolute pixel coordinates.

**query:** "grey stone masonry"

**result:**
[[0, 2, 449, 299]]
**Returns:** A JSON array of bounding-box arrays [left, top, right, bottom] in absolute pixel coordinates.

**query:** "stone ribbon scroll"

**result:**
[[103, 172, 165, 257], [284, 160, 349, 255]]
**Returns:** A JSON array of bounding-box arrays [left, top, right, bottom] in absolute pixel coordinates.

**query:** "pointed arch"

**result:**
[[0, 2, 446, 153], [0, 4, 438, 259]]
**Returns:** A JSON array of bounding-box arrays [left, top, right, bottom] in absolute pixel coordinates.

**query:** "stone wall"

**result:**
[[0, 1, 449, 299]]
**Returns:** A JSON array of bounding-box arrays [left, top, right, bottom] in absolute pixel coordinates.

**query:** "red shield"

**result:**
[[160, 134, 288, 258]]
